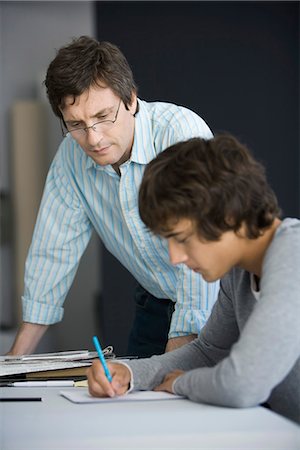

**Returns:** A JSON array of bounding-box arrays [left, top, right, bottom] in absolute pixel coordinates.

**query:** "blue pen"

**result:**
[[92, 336, 112, 382]]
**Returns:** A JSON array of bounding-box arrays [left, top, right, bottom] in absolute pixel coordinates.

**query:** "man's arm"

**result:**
[[19, 147, 93, 345], [165, 334, 197, 352], [7, 322, 49, 355], [168, 264, 219, 346]]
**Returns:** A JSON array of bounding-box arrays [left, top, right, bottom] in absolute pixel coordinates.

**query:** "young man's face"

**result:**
[[61, 84, 137, 169], [164, 218, 246, 282]]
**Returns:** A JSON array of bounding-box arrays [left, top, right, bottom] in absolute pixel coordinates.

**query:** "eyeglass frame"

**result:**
[[60, 99, 122, 138]]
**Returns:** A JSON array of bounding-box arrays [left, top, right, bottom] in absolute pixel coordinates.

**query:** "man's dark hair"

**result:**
[[45, 36, 137, 118], [139, 134, 281, 240]]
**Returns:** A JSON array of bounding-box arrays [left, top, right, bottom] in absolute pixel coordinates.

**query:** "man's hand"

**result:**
[[154, 370, 185, 394], [7, 322, 49, 355], [87, 361, 131, 398], [165, 334, 197, 352]]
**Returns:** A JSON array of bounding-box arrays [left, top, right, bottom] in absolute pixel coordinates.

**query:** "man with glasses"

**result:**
[[8, 36, 219, 357]]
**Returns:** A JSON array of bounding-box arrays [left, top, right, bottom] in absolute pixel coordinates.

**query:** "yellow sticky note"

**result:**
[[74, 379, 88, 387]]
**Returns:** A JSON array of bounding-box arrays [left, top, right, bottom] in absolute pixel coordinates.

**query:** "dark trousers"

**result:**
[[127, 284, 175, 358]]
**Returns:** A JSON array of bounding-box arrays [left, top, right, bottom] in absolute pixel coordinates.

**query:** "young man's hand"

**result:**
[[87, 361, 131, 398], [154, 369, 184, 394]]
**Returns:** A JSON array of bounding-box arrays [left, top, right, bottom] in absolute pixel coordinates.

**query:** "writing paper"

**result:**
[[60, 388, 184, 404]]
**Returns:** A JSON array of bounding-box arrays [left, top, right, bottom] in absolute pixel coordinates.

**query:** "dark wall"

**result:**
[[95, 1, 299, 354]]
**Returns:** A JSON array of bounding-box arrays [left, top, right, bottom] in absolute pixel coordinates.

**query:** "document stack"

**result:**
[[0, 347, 115, 383]]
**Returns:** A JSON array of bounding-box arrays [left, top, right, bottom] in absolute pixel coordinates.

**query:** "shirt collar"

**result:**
[[130, 99, 157, 165]]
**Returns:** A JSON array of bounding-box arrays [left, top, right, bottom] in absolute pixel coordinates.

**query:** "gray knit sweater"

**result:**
[[127, 219, 300, 424]]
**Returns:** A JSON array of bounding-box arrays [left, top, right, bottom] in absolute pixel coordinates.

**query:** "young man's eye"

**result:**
[[177, 237, 188, 244]]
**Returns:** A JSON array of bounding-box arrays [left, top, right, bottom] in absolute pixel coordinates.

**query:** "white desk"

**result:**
[[1, 387, 299, 449]]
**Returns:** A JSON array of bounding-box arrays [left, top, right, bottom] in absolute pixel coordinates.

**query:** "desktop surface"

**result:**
[[1, 387, 299, 449]]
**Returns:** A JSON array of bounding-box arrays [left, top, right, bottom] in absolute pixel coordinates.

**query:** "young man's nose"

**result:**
[[168, 241, 188, 266]]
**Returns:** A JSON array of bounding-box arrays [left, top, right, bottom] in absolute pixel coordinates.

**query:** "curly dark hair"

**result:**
[[139, 134, 281, 240], [45, 36, 137, 118]]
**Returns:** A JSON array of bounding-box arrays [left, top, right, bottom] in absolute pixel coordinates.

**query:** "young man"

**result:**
[[87, 135, 300, 424], [8, 36, 219, 357]]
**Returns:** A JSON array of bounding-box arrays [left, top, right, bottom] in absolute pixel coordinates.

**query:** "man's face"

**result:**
[[61, 84, 137, 169], [164, 218, 246, 282]]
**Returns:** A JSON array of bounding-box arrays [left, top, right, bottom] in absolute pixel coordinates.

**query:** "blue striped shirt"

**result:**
[[23, 99, 220, 337]]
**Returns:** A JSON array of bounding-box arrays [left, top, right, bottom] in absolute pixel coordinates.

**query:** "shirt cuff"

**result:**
[[22, 297, 64, 324], [169, 308, 210, 338]]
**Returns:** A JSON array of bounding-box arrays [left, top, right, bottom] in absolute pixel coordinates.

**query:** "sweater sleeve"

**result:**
[[126, 278, 239, 390]]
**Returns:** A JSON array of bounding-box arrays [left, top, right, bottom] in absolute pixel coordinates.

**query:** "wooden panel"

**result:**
[[11, 100, 47, 322]]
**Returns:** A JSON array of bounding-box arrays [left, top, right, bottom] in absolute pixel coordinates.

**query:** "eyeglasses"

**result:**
[[61, 99, 122, 138]]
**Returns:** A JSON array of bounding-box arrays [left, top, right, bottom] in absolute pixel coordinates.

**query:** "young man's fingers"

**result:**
[[111, 377, 130, 395], [153, 381, 171, 393], [87, 361, 132, 397], [86, 361, 115, 397], [154, 370, 184, 393], [110, 364, 131, 395]]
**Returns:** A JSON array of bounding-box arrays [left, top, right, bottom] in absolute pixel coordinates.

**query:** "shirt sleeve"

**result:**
[[22, 145, 93, 324], [162, 107, 218, 338], [169, 265, 220, 337]]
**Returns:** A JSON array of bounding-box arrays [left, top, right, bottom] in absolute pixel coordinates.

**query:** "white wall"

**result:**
[[0, 1, 102, 353]]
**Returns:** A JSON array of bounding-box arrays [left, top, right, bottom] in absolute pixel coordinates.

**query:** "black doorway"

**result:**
[[95, 1, 299, 354]]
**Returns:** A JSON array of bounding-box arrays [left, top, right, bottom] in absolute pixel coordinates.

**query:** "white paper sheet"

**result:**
[[60, 388, 184, 404]]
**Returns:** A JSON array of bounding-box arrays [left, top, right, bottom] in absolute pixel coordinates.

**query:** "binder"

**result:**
[[0, 347, 115, 382]]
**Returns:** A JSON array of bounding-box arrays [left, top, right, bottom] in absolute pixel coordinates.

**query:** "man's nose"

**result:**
[[85, 124, 104, 146]]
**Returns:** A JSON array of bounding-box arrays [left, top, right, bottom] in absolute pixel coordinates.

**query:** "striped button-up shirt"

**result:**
[[23, 99, 220, 337]]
